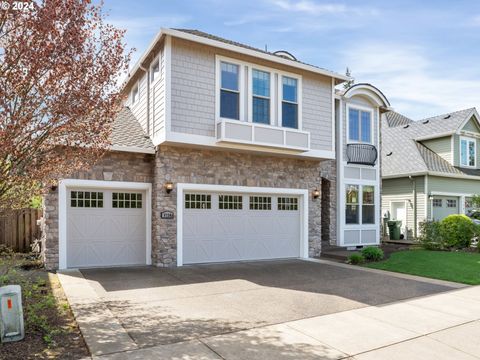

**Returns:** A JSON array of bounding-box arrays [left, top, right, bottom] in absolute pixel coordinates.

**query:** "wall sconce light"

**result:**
[[312, 188, 320, 199], [164, 182, 174, 194]]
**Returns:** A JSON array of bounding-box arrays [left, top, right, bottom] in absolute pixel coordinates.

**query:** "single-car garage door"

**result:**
[[432, 196, 459, 221], [66, 188, 146, 268], [182, 191, 302, 264]]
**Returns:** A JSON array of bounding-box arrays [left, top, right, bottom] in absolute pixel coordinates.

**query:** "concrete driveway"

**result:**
[[59, 259, 479, 359]]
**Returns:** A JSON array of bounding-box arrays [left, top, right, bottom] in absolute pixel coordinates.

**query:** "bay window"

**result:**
[[220, 61, 240, 120], [252, 69, 271, 124], [460, 137, 476, 168], [282, 76, 298, 129], [348, 108, 372, 143]]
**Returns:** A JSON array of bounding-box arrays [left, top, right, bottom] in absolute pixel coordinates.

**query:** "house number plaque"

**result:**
[[160, 211, 174, 220]]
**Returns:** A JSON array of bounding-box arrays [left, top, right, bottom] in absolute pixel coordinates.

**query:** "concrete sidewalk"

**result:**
[[94, 286, 480, 360], [58, 262, 480, 360]]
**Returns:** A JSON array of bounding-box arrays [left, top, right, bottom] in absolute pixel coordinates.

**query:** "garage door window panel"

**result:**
[[185, 193, 212, 209], [219, 195, 243, 210], [278, 197, 298, 211], [70, 191, 103, 208], [447, 199, 457, 208], [113, 192, 142, 209], [249, 196, 272, 210], [433, 199, 442, 207]]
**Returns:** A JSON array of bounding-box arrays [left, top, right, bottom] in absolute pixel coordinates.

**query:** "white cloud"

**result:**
[[342, 42, 480, 118], [270, 0, 379, 16]]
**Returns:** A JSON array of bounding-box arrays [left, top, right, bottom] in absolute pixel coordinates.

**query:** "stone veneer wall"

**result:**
[[152, 146, 336, 267], [42, 151, 154, 270]]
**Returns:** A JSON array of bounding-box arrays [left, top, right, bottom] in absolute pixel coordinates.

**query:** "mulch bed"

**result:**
[[0, 252, 89, 359]]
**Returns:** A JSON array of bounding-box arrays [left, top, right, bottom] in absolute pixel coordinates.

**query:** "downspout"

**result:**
[[139, 64, 150, 136], [409, 176, 417, 238]]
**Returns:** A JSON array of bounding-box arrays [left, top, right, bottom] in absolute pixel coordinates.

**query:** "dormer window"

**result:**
[[220, 61, 240, 120], [460, 137, 476, 168], [348, 107, 372, 144]]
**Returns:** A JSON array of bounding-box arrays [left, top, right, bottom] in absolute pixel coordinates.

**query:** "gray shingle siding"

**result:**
[[169, 37, 334, 151]]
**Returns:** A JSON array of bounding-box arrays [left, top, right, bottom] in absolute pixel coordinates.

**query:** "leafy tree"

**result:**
[[0, 0, 131, 210]]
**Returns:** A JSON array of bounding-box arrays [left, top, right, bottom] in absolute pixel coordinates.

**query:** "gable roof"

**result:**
[[382, 107, 480, 179], [383, 111, 414, 128], [124, 28, 350, 91], [110, 107, 155, 153]]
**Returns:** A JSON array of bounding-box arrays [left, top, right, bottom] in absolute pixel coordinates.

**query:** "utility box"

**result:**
[[0, 285, 24, 343]]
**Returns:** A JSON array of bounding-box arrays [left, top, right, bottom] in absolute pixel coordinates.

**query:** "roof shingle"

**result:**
[[111, 107, 154, 151]]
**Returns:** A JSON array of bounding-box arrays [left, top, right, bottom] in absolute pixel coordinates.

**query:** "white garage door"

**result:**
[[66, 188, 146, 268], [183, 192, 302, 264]]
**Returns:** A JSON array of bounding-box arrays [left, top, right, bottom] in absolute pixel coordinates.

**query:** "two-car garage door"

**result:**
[[182, 191, 302, 264], [66, 188, 147, 268]]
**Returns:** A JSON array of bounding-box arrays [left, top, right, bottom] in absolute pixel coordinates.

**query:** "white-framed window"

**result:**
[[249, 196, 272, 210], [348, 106, 373, 144], [460, 137, 476, 168], [281, 76, 298, 129], [362, 186, 375, 224], [185, 193, 211, 209], [278, 197, 298, 211], [345, 185, 359, 224], [220, 61, 241, 120], [432, 199, 442, 207], [150, 58, 160, 83], [216, 56, 302, 127], [70, 191, 104, 208], [345, 184, 376, 225], [131, 82, 139, 105], [447, 199, 457, 208], [219, 195, 243, 210], [112, 192, 142, 209], [252, 69, 271, 124]]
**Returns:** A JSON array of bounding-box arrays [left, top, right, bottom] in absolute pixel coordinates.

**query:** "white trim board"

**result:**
[[176, 183, 309, 266], [58, 179, 152, 270]]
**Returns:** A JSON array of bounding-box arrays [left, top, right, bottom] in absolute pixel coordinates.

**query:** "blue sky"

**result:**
[[104, 0, 480, 119]]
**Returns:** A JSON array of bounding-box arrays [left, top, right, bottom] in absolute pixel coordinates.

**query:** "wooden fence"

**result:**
[[0, 209, 42, 252]]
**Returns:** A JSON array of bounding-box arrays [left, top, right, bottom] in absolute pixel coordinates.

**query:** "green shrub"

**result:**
[[440, 215, 475, 249], [361, 246, 384, 261], [348, 253, 365, 265], [418, 221, 444, 250]]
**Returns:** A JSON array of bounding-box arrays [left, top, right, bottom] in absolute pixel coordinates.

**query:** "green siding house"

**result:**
[[381, 108, 480, 239]]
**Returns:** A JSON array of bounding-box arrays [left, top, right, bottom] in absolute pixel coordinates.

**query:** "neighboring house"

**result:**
[[41, 28, 390, 270], [381, 108, 480, 239]]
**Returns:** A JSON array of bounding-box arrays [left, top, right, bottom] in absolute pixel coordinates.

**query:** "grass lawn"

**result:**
[[365, 249, 480, 285]]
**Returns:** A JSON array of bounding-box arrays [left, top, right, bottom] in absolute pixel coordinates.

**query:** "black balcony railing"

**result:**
[[346, 143, 378, 166]]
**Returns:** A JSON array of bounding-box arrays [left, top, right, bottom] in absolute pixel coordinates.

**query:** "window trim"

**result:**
[[249, 67, 274, 125], [131, 81, 140, 105], [215, 55, 302, 128], [216, 57, 245, 122], [346, 104, 374, 145], [279, 75, 302, 129], [459, 136, 476, 168], [345, 184, 377, 226], [150, 55, 161, 85]]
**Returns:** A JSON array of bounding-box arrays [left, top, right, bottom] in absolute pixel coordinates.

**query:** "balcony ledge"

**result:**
[[216, 119, 310, 152]]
